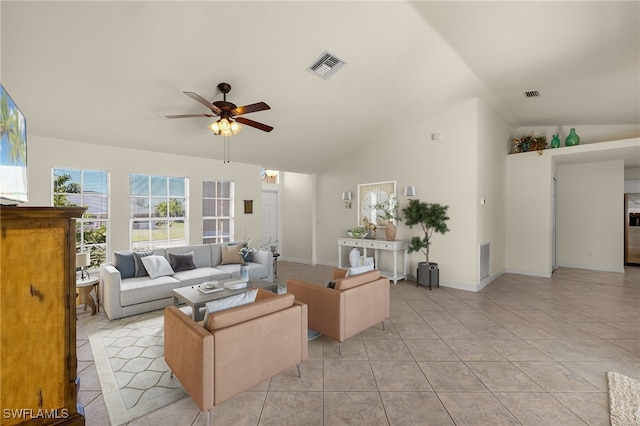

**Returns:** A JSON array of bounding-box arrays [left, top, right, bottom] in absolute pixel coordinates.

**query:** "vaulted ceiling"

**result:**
[[2, 1, 638, 173]]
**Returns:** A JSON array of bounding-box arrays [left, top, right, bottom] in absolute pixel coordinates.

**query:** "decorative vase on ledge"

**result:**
[[551, 134, 561, 148], [565, 128, 580, 146]]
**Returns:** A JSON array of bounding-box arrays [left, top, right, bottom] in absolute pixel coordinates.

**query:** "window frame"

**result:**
[[52, 168, 110, 268], [129, 173, 188, 250], [202, 180, 234, 244]]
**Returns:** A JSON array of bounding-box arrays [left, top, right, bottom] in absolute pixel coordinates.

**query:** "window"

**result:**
[[130, 174, 187, 249], [52, 168, 109, 268], [203, 180, 234, 244]]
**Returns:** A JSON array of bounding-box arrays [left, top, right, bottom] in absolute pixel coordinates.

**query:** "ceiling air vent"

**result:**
[[525, 90, 540, 98], [306, 51, 347, 80]]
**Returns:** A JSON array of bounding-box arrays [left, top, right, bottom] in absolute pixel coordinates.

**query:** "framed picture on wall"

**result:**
[[357, 181, 396, 227]]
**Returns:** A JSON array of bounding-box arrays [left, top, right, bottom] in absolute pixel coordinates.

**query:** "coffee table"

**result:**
[[172, 279, 281, 322]]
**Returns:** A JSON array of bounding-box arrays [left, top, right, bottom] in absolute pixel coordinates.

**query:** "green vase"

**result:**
[[565, 128, 580, 146], [551, 134, 561, 148]]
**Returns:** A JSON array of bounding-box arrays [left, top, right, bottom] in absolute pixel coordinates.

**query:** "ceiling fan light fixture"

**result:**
[[230, 121, 241, 134]]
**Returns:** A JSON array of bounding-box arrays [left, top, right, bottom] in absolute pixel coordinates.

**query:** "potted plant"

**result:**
[[372, 195, 400, 241], [402, 199, 450, 288]]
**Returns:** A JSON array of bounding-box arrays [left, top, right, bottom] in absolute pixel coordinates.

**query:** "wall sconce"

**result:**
[[342, 191, 352, 209], [403, 186, 416, 197]]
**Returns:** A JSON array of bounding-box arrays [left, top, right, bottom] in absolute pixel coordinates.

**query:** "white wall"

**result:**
[[477, 100, 511, 285], [557, 160, 624, 272], [313, 98, 501, 290], [506, 151, 554, 276], [506, 139, 636, 276], [280, 171, 314, 263], [27, 135, 264, 256]]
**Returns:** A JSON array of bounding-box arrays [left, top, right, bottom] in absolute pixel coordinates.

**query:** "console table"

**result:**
[[338, 238, 408, 284]]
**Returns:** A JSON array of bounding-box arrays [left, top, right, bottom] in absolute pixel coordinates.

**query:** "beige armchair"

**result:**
[[287, 269, 390, 354], [164, 289, 308, 424]]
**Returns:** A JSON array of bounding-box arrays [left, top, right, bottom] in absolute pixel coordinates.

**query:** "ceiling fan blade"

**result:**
[[235, 116, 274, 132], [232, 102, 270, 116], [183, 91, 222, 114], [165, 114, 215, 119]]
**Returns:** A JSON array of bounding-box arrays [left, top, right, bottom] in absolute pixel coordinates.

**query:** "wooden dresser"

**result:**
[[1, 206, 86, 425]]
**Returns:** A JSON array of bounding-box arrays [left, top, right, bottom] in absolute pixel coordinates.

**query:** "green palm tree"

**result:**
[[0, 91, 27, 164]]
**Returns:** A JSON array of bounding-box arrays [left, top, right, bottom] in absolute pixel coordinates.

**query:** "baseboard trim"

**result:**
[[506, 268, 552, 278], [557, 263, 625, 274]]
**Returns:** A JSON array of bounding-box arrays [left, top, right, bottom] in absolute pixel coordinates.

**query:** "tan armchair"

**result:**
[[287, 269, 390, 354], [164, 289, 308, 424]]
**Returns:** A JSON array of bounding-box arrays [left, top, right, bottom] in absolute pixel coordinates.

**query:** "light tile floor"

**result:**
[[76, 263, 640, 425]]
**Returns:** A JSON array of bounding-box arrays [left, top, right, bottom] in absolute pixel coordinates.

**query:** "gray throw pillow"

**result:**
[[113, 251, 135, 279], [168, 252, 196, 272], [132, 250, 155, 277]]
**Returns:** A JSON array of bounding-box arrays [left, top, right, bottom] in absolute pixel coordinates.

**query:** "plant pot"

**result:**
[[417, 262, 439, 290], [385, 222, 397, 241]]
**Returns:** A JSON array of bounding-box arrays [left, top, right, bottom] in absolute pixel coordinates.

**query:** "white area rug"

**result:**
[[607, 371, 640, 426], [85, 310, 186, 426]]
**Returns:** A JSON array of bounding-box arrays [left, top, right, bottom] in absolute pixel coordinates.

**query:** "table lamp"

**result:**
[[76, 251, 91, 280]]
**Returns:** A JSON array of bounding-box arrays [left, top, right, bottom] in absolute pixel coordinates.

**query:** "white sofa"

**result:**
[[100, 243, 273, 320]]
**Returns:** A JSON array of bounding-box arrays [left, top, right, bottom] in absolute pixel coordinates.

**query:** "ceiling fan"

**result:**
[[165, 82, 273, 135]]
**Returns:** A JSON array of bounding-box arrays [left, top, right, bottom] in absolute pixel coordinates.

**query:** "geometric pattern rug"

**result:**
[[607, 371, 640, 426], [84, 310, 186, 426]]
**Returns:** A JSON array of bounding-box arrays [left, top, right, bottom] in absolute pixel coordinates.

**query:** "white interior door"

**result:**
[[261, 190, 279, 251]]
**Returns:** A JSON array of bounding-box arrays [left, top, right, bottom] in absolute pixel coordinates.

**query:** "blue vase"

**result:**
[[551, 134, 561, 148], [565, 128, 580, 146]]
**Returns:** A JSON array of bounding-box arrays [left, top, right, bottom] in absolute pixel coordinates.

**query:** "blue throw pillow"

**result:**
[[113, 251, 135, 279]]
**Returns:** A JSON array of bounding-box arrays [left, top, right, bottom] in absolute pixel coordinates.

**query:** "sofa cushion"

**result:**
[[220, 244, 243, 265], [173, 267, 231, 287], [168, 251, 197, 272], [205, 292, 294, 331], [216, 262, 268, 280], [114, 251, 135, 279], [120, 275, 180, 306], [141, 255, 175, 279], [133, 250, 155, 277], [335, 270, 382, 291], [165, 245, 213, 268]]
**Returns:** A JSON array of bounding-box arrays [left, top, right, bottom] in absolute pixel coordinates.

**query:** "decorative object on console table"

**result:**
[[565, 128, 580, 146], [402, 199, 450, 289], [372, 195, 400, 241], [349, 247, 361, 267], [551, 134, 561, 148], [0, 206, 86, 426]]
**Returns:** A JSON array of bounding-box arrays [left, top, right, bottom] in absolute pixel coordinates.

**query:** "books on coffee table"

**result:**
[[225, 279, 248, 290]]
